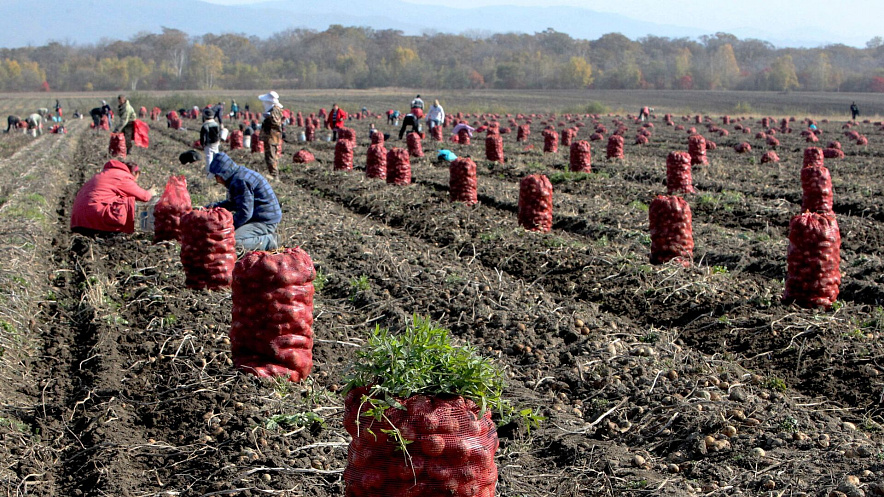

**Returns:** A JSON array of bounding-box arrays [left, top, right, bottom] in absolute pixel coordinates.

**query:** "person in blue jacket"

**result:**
[[203, 152, 282, 251]]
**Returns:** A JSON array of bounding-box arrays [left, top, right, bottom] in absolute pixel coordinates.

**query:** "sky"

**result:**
[[204, 0, 884, 47]]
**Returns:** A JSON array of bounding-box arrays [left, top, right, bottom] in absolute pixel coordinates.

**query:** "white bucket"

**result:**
[[29, 128, 36, 137], [220, 127, 229, 141], [244, 135, 251, 149], [298, 131, 306, 142]]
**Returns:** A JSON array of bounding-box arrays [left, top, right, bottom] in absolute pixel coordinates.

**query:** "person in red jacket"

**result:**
[[326, 103, 348, 141], [70, 160, 156, 235]]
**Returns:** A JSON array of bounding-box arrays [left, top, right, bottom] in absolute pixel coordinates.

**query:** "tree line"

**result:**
[[1, 26, 883, 93]]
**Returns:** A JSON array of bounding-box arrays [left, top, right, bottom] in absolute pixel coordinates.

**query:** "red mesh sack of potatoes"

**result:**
[[516, 124, 530, 142], [606, 135, 624, 159], [649, 195, 693, 266], [133, 120, 150, 148], [569, 140, 592, 173], [823, 148, 844, 159], [706, 140, 717, 150], [485, 133, 504, 163], [560, 128, 575, 147], [386, 148, 411, 185], [109, 133, 127, 158], [666, 151, 694, 194], [828, 141, 842, 150], [153, 175, 192, 243], [179, 208, 236, 290], [518, 174, 553, 232], [230, 248, 316, 382], [407, 132, 424, 158], [251, 134, 265, 153], [430, 125, 443, 142], [371, 132, 384, 146], [806, 133, 819, 143], [801, 165, 833, 213], [457, 128, 471, 146], [296, 112, 304, 127], [856, 135, 868, 146], [542, 128, 559, 153], [228, 130, 244, 150], [343, 388, 499, 497], [766, 136, 780, 148], [338, 127, 356, 142], [366, 144, 387, 179], [305, 123, 315, 142], [292, 149, 315, 164], [635, 134, 649, 145], [449, 157, 478, 205], [334, 139, 354, 171], [688, 135, 707, 165], [783, 212, 841, 308], [589, 132, 604, 141], [734, 142, 751, 153], [761, 151, 780, 164], [803, 147, 824, 168]]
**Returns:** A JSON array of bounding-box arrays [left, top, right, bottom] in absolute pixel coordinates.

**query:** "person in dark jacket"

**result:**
[[206, 152, 281, 251], [199, 108, 221, 175], [5, 115, 21, 133], [850, 102, 859, 121], [398, 112, 421, 140], [213, 102, 225, 125]]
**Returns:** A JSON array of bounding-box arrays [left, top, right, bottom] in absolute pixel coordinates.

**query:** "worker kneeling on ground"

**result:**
[[70, 160, 156, 235], [201, 152, 281, 251]]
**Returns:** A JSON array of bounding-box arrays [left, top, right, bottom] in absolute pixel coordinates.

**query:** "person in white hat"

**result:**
[[259, 91, 283, 179]]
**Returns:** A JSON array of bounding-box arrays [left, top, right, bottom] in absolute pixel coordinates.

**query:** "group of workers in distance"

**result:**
[[65, 91, 459, 253]]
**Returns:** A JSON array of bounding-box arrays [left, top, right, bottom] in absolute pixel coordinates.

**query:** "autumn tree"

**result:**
[[769, 54, 800, 90], [560, 56, 593, 88], [189, 44, 225, 89]]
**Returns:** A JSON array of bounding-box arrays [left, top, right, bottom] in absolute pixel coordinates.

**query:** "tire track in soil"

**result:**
[[284, 162, 884, 417]]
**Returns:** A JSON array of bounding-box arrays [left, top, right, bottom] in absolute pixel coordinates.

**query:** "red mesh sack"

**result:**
[[569, 141, 591, 173], [457, 128, 471, 146], [806, 133, 819, 143], [109, 133, 127, 158], [153, 175, 192, 243], [783, 212, 841, 308], [823, 148, 844, 159], [803, 147, 824, 168], [305, 123, 315, 142], [343, 388, 499, 497], [649, 196, 693, 266], [542, 128, 559, 153], [734, 142, 751, 153], [293, 149, 315, 164], [828, 141, 842, 150], [766, 136, 780, 148], [561, 128, 575, 147], [635, 135, 649, 145], [133, 120, 149, 148], [589, 132, 604, 141], [449, 157, 478, 205], [179, 208, 236, 290], [706, 140, 717, 150], [366, 144, 387, 179], [430, 125, 443, 142], [228, 130, 244, 150], [485, 133, 504, 163], [688, 135, 707, 165], [518, 175, 553, 232], [338, 128, 356, 142], [606, 135, 624, 159], [251, 135, 265, 153], [151, 107, 161, 120], [516, 124, 530, 142], [801, 165, 833, 213], [761, 117, 770, 128], [407, 132, 425, 158], [230, 248, 316, 382], [334, 139, 355, 171], [666, 151, 694, 194], [856, 135, 868, 145], [761, 151, 780, 163], [386, 148, 411, 185], [296, 112, 304, 127], [371, 132, 385, 145]]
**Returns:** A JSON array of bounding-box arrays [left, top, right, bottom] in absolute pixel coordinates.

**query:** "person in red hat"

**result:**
[[70, 160, 156, 235]]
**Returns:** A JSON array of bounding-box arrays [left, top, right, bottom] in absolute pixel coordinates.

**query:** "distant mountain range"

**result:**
[[0, 0, 857, 49]]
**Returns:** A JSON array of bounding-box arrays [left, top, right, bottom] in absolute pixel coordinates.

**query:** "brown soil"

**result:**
[[1, 107, 883, 497]]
